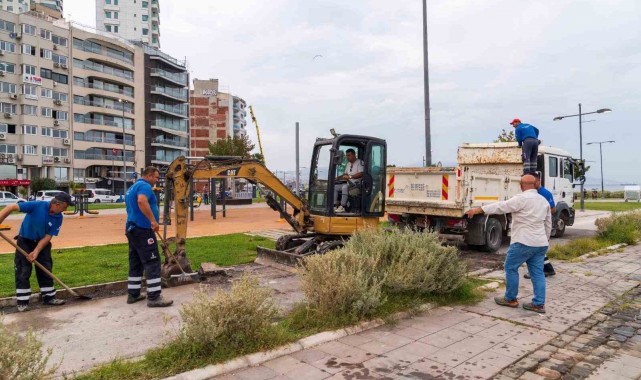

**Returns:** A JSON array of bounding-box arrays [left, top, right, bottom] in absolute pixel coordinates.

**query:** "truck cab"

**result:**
[[536, 147, 576, 237]]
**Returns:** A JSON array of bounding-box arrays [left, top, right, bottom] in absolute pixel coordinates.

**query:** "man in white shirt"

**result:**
[[334, 149, 364, 213], [466, 174, 551, 313]]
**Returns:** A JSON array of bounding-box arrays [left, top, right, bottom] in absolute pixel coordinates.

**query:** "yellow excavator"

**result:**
[[161, 133, 387, 277]]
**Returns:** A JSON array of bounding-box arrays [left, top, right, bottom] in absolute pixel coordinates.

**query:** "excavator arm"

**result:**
[[161, 156, 312, 278]]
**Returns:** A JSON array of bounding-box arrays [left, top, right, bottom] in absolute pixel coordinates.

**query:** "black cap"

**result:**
[[54, 192, 75, 206]]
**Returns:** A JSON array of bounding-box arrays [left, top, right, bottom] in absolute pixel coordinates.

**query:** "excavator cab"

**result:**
[[308, 134, 387, 235]]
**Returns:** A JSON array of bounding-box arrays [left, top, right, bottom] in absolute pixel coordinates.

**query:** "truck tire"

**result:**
[[554, 213, 568, 238], [482, 218, 503, 252]]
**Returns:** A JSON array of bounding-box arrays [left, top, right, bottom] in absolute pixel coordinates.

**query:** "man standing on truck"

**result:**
[[334, 148, 364, 213], [511, 118, 540, 174], [524, 173, 556, 278], [466, 174, 551, 313], [125, 166, 173, 308]]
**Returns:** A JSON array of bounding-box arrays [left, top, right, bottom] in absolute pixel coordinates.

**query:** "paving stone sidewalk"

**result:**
[[211, 245, 641, 380]]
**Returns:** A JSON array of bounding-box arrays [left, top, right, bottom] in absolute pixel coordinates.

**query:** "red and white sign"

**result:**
[[0, 179, 30, 186], [23, 74, 42, 85], [42, 156, 54, 165]]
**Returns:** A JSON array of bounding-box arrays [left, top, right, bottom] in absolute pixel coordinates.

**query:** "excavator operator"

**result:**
[[333, 148, 364, 213]]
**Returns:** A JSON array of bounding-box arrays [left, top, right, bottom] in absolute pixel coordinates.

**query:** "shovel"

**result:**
[[155, 230, 198, 282], [0, 231, 92, 300]]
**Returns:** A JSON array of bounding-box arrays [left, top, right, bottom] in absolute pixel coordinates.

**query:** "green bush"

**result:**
[[595, 212, 641, 245], [180, 275, 278, 349], [298, 248, 384, 321], [346, 228, 467, 294], [30, 178, 57, 193], [548, 238, 612, 260], [0, 317, 58, 379]]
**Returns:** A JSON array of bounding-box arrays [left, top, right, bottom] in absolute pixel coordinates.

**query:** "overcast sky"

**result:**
[[64, 0, 640, 186]]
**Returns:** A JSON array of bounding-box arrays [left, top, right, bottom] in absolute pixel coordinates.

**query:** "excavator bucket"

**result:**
[[255, 246, 302, 272]]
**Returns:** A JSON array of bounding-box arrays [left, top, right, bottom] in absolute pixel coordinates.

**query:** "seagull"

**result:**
[[313, 54, 323, 59]]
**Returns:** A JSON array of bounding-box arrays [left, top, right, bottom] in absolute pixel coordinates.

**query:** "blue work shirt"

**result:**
[[125, 179, 159, 229], [18, 201, 63, 241], [515, 123, 539, 146], [538, 186, 555, 208]]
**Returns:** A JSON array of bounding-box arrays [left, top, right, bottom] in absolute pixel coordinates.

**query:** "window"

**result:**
[[21, 105, 37, 115], [142, 28, 148, 36], [0, 40, 16, 53], [54, 167, 68, 181], [41, 107, 52, 117], [562, 159, 574, 182], [0, 20, 15, 33], [40, 48, 52, 60], [51, 35, 67, 47], [21, 124, 37, 135], [22, 84, 37, 98], [6, 6, 13, 12], [53, 129, 67, 139], [0, 102, 16, 114], [41, 146, 53, 156], [23, 145, 37, 155], [113, 26, 119, 33], [114, 12, 119, 19], [22, 44, 36, 56], [142, 1, 148, 8], [52, 91, 67, 102], [105, 25, 112, 32], [114, 0, 119, 4], [40, 68, 68, 84], [0, 81, 15, 93], [548, 156, 559, 178], [106, 0, 111, 3], [40, 29, 52, 40], [105, 11, 111, 19], [142, 15, 148, 21], [40, 88, 52, 98], [53, 110, 67, 120], [0, 61, 15, 73], [41, 127, 52, 137], [21, 24, 36, 35], [0, 144, 16, 154], [22, 64, 35, 75], [52, 54, 67, 65]]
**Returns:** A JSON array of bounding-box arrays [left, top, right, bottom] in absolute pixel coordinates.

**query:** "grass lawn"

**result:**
[[583, 201, 641, 212], [0, 234, 274, 298]]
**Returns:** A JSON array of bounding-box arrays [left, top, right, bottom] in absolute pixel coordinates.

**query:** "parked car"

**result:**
[[78, 188, 118, 203], [36, 190, 66, 201], [0, 191, 25, 206]]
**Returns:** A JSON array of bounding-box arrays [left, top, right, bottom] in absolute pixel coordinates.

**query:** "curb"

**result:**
[[0, 280, 129, 308], [163, 303, 435, 380], [577, 243, 628, 260]]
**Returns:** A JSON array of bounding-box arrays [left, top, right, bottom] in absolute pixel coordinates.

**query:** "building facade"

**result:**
[[232, 95, 246, 138], [0, 1, 62, 16], [135, 42, 187, 167], [96, 0, 160, 48], [189, 79, 228, 158], [70, 24, 145, 192]]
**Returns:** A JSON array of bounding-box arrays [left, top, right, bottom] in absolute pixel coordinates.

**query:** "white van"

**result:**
[[81, 188, 118, 203], [36, 190, 65, 201]]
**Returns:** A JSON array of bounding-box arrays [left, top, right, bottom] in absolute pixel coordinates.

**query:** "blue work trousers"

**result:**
[[504, 242, 547, 306]]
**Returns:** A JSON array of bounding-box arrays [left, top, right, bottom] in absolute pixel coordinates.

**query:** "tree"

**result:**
[[494, 129, 516, 142], [30, 178, 57, 193], [208, 135, 256, 158]]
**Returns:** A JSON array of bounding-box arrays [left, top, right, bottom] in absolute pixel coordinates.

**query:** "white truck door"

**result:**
[[559, 158, 575, 206], [545, 155, 561, 199]]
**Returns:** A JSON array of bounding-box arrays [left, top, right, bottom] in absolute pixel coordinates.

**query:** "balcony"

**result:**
[[74, 135, 134, 146], [74, 80, 134, 97], [150, 86, 187, 101], [74, 152, 134, 162], [150, 120, 188, 137], [151, 137, 188, 150], [74, 60, 134, 81], [74, 115, 134, 130], [73, 39, 134, 65], [150, 68, 187, 86], [151, 103, 188, 118], [74, 99, 134, 114]]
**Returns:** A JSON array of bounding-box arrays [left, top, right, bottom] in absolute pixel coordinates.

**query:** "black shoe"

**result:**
[[43, 298, 66, 306], [147, 295, 173, 308], [524, 272, 556, 279], [127, 294, 146, 304]]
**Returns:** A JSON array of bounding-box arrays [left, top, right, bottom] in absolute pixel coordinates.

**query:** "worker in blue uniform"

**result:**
[[511, 118, 540, 174], [125, 166, 173, 307], [0, 192, 73, 312]]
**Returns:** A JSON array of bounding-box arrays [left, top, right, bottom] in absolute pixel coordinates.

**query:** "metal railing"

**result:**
[[151, 86, 188, 101], [150, 120, 188, 133], [75, 60, 133, 81], [150, 68, 187, 85], [73, 81, 134, 97], [74, 153, 134, 161], [73, 116, 134, 130], [152, 137, 188, 148], [73, 99, 134, 113], [73, 41, 134, 65], [151, 103, 188, 117]]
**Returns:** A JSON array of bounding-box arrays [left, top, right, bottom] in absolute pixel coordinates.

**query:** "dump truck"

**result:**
[[386, 143, 577, 251]]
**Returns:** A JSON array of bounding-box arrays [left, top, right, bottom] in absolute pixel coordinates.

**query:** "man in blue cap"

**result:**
[[511, 118, 540, 174], [125, 166, 173, 308], [0, 192, 73, 312]]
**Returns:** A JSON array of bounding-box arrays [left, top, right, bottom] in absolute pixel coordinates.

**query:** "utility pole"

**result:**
[[586, 140, 615, 199], [295, 122, 300, 195], [422, 0, 432, 166]]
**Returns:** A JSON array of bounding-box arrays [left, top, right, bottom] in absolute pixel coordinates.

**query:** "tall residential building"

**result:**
[[232, 95, 247, 138], [134, 42, 187, 167], [0, 1, 62, 16], [70, 24, 145, 192], [96, 0, 160, 48]]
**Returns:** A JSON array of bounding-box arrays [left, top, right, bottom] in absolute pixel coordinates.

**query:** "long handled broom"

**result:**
[[155, 230, 198, 282]]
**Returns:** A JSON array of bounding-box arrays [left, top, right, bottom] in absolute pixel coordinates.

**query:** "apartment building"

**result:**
[[70, 24, 145, 192], [0, 10, 72, 191], [134, 42, 187, 167], [0, 1, 62, 15], [96, 0, 160, 48]]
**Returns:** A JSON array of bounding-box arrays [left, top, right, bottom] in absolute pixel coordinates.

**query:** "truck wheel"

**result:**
[[554, 214, 568, 238], [94, 199, 100, 204], [482, 218, 503, 252]]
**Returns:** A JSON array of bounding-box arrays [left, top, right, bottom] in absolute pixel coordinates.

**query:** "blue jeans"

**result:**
[[504, 242, 548, 306]]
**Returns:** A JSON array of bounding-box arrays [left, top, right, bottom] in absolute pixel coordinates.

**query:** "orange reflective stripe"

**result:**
[[441, 175, 449, 200], [387, 175, 395, 197]]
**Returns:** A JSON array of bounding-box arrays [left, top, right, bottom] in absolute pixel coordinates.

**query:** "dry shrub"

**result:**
[[0, 317, 58, 380], [180, 275, 278, 348], [346, 228, 466, 294], [595, 212, 641, 245], [298, 248, 384, 320]]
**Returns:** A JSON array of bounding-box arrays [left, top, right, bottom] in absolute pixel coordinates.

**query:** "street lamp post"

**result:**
[[553, 104, 612, 212], [118, 99, 129, 194], [586, 141, 615, 199]]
